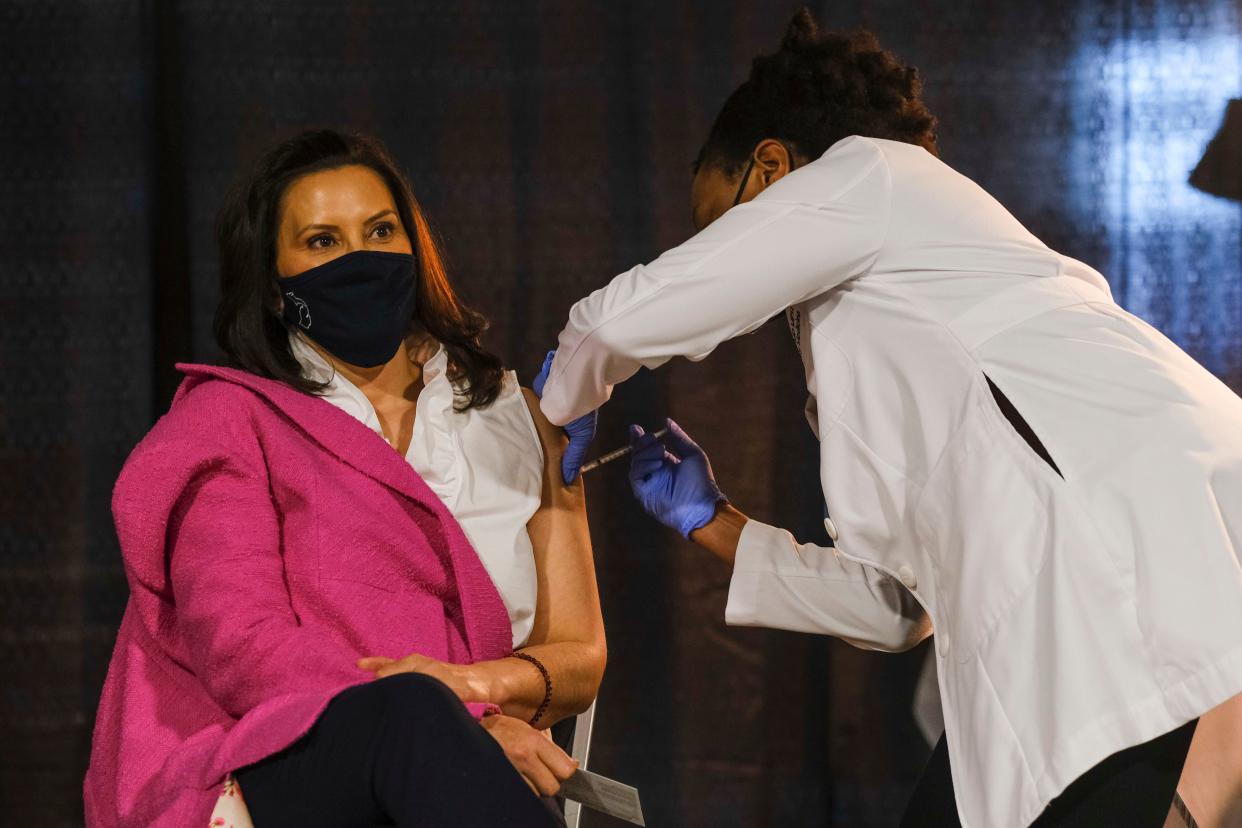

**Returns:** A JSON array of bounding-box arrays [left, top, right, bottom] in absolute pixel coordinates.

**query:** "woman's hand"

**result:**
[[357, 654, 494, 704], [480, 713, 578, 796]]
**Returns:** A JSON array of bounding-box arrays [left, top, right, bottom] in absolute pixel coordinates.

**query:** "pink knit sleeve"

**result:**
[[166, 446, 367, 718]]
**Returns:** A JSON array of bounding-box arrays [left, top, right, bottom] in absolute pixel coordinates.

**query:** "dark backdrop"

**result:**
[[3, 1, 1240, 825]]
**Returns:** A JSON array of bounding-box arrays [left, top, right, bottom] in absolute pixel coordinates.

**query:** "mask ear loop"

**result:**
[[730, 142, 800, 208], [730, 155, 756, 207]]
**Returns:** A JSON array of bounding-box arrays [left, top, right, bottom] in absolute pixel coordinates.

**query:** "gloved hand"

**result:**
[[532, 349, 598, 485], [628, 418, 727, 539]]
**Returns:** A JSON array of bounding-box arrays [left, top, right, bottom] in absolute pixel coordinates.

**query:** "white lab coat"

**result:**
[[540, 136, 1242, 828]]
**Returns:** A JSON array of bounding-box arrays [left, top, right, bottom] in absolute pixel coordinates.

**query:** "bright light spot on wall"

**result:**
[[1071, 6, 1241, 378]]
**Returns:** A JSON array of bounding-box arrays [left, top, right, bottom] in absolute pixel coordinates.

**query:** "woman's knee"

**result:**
[[373, 672, 460, 709], [318, 673, 475, 752], [362, 673, 469, 731]]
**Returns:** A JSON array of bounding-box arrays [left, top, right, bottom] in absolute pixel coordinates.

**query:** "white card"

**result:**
[[560, 768, 645, 826]]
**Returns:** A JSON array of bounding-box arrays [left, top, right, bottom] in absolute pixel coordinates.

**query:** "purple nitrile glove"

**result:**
[[628, 418, 727, 539], [532, 349, 598, 485]]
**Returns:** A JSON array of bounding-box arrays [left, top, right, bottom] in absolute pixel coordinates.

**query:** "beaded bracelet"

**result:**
[[509, 650, 552, 726]]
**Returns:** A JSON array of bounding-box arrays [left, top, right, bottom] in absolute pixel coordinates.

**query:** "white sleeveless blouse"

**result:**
[[290, 333, 544, 648]]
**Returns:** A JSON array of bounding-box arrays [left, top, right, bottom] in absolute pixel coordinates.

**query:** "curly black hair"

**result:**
[[696, 7, 938, 175]]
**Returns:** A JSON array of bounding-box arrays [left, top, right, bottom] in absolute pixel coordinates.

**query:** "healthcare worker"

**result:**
[[534, 9, 1242, 828]]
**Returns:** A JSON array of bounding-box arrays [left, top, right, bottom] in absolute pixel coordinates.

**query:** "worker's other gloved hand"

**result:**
[[532, 349, 597, 485], [628, 418, 726, 539]]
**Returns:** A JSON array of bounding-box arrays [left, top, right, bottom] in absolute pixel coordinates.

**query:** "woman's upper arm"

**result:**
[[520, 388, 606, 655]]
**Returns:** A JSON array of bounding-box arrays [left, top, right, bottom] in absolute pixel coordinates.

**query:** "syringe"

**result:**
[[579, 428, 670, 475]]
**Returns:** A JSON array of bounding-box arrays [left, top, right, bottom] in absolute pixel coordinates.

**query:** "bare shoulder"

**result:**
[[519, 387, 586, 506], [519, 387, 569, 465]]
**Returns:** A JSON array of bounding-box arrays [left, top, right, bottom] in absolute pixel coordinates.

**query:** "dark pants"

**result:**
[[901, 719, 1198, 826], [235, 673, 563, 828]]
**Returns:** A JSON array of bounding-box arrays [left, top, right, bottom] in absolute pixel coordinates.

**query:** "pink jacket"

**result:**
[[84, 364, 513, 827]]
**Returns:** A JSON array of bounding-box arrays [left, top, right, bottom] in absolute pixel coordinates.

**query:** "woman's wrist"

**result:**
[[470, 656, 538, 712], [689, 502, 749, 564], [457, 661, 505, 706], [507, 651, 553, 726]]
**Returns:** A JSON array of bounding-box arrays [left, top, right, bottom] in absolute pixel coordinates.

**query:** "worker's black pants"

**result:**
[[901, 718, 1197, 826]]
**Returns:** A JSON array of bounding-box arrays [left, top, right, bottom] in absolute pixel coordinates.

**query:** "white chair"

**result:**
[[562, 701, 597, 828]]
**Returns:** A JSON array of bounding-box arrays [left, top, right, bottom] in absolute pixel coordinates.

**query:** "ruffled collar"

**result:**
[[288, 332, 462, 500], [288, 332, 452, 424]]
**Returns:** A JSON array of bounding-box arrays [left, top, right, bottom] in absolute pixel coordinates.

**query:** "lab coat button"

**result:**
[[823, 517, 839, 541], [897, 565, 918, 589]]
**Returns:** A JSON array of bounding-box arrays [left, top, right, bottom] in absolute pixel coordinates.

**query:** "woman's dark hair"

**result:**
[[213, 129, 503, 410], [696, 8, 938, 175]]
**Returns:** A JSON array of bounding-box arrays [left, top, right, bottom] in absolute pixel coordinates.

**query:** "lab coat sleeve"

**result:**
[[725, 519, 930, 653], [539, 137, 891, 425]]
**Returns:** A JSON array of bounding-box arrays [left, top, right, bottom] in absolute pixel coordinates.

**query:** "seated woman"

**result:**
[[84, 129, 606, 828]]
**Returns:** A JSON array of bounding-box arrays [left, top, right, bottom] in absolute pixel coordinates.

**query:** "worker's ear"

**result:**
[[754, 138, 798, 188]]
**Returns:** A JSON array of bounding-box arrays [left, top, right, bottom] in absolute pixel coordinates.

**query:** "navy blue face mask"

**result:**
[[279, 250, 418, 368]]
